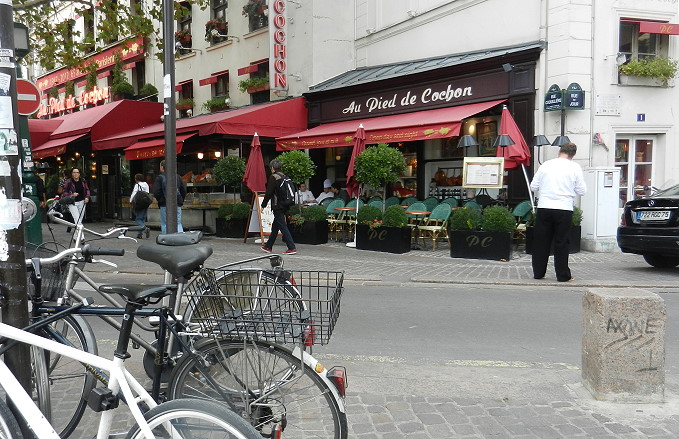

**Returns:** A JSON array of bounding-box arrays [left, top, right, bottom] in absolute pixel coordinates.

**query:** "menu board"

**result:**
[[462, 157, 505, 189], [246, 193, 281, 243]]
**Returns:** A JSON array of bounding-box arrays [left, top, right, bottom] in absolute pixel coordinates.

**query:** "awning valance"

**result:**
[[124, 133, 197, 161], [622, 19, 679, 35], [32, 134, 86, 159], [276, 99, 505, 151]]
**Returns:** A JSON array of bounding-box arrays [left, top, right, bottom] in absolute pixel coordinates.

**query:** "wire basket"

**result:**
[[185, 267, 344, 345], [24, 242, 71, 302]]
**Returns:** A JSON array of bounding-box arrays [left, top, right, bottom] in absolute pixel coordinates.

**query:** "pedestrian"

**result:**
[[315, 179, 335, 204], [130, 173, 151, 239], [62, 167, 90, 230], [33, 169, 46, 208], [260, 159, 296, 255], [57, 170, 69, 196], [153, 160, 186, 234], [530, 142, 587, 282]]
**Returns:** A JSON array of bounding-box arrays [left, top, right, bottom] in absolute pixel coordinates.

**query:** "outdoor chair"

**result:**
[[441, 197, 458, 208], [511, 200, 534, 247], [325, 199, 345, 241], [418, 203, 452, 250], [320, 197, 334, 207], [405, 201, 429, 241], [385, 196, 400, 208], [401, 196, 418, 207], [368, 200, 383, 210], [422, 197, 439, 212], [463, 200, 483, 210]]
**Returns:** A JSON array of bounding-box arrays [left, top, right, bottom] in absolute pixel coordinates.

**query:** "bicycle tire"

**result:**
[[36, 314, 97, 439], [124, 398, 261, 439], [183, 269, 304, 324], [168, 338, 347, 439], [0, 398, 22, 439], [31, 345, 51, 423]]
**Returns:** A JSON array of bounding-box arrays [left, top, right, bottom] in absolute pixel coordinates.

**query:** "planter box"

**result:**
[[356, 224, 411, 254], [289, 220, 328, 245], [246, 84, 270, 94], [449, 230, 513, 261], [215, 217, 245, 238], [525, 226, 581, 255], [619, 75, 667, 87]]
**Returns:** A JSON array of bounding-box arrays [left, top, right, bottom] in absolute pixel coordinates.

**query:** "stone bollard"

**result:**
[[582, 288, 666, 403]]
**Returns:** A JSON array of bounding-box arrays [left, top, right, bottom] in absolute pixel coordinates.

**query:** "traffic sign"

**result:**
[[16, 79, 41, 116]]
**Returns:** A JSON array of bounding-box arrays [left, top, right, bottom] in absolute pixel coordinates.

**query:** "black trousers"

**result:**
[[265, 208, 296, 251], [531, 208, 573, 281]]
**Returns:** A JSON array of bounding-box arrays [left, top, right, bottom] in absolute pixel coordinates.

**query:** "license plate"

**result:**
[[637, 211, 670, 221]]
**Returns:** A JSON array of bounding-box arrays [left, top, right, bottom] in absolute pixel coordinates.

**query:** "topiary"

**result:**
[[302, 205, 327, 221], [449, 207, 482, 231], [213, 156, 246, 201], [356, 205, 382, 225], [572, 206, 583, 226], [381, 204, 407, 227], [481, 206, 516, 233], [354, 144, 406, 210], [232, 202, 251, 219]]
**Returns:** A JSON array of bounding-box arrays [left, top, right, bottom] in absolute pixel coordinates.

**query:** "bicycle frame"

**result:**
[[0, 321, 157, 439]]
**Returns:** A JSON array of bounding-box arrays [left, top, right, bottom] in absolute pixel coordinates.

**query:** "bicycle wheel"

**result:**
[[168, 338, 347, 439], [36, 314, 97, 439], [0, 398, 22, 439], [183, 269, 304, 325], [125, 398, 261, 439]]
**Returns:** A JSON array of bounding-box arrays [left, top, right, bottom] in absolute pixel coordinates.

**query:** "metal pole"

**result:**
[[560, 107, 566, 137], [162, 0, 178, 234], [0, 0, 33, 416]]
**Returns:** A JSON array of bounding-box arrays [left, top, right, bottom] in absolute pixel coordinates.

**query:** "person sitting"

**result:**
[[296, 183, 317, 205], [315, 179, 335, 204], [331, 182, 350, 204]]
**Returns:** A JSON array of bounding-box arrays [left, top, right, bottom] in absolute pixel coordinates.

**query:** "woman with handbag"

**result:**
[[130, 173, 151, 239], [62, 167, 90, 231]]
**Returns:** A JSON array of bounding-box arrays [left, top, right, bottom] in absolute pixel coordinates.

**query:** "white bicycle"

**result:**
[[0, 312, 261, 438]]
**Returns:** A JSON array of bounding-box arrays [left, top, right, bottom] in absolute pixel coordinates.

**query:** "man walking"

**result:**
[[530, 142, 587, 282], [260, 159, 297, 255], [153, 160, 186, 234]]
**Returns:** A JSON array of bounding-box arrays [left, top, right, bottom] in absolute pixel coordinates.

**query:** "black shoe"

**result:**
[[136, 235, 143, 239]]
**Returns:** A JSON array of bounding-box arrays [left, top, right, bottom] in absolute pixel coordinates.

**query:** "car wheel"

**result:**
[[643, 254, 679, 268]]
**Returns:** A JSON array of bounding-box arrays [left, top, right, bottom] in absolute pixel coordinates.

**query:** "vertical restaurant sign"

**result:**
[[269, 0, 288, 91]]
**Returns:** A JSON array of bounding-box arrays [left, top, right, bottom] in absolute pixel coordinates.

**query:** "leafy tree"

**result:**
[[354, 143, 406, 212], [277, 150, 316, 184], [213, 156, 246, 201]]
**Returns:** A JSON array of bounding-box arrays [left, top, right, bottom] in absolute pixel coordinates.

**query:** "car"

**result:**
[[617, 183, 679, 268]]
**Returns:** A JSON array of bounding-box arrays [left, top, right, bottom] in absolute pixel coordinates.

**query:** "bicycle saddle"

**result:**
[[136, 243, 213, 278]]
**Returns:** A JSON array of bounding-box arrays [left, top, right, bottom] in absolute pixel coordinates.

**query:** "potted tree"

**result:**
[[619, 56, 678, 87], [215, 202, 250, 238], [139, 83, 159, 102], [449, 206, 515, 261], [289, 205, 328, 245], [354, 143, 407, 212], [213, 156, 246, 202], [277, 150, 316, 215], [356, 204, 411, 254], [525, 206, 582, 255], [111, 81, 135, 100]]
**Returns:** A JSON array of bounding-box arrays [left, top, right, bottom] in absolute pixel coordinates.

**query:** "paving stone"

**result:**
[[396, 421, 425, 434], [415, 412, 445, 425]]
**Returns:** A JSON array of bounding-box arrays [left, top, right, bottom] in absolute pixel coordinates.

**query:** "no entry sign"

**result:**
[[16, 79, 41, 116]]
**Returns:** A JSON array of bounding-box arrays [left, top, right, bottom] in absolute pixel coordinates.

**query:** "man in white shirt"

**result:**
[[530, 142, 587, 282], [315, 179, 335, 204], [296, 183, 317, 205]]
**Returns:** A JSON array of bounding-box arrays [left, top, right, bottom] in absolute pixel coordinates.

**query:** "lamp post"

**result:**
[[0, 7, 32, 416]]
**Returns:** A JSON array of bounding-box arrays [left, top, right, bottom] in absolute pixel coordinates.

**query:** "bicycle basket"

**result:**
[[185, 268, 344, 346], [24, 242, 72, 302]]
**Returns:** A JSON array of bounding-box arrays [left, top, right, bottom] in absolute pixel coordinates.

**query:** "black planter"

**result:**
[[449, 230, 513, 261], [356, 224, 411, 254], [215, 217, 246, 238], [289, 220, 328, 245], [525, 226, 581, 255]]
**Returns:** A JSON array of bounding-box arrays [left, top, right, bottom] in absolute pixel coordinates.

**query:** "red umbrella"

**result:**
[[243, 133, 267, 194], [496, 105, 531, 169], [345, 124, 366, 198]]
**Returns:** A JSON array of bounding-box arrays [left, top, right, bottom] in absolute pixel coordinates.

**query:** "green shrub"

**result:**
[[111, 81, 134, 98], [357, 205, 382, 225], [217, 203, 234, 219], [572, 206, 583, 226], [139, 83, 158, 98], [449, 207, 482, 231], [481, 206, 516, 233], [354, 144, 406, 194], [381, 204, 407, 227], [232, 202, 251, 219], [213, 156, 246, 202], [302, 205, 327, 221], [276, 150, 316, 184], [619, 56, 678, 82]]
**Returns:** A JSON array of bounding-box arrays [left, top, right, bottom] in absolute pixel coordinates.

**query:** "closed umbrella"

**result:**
[[242, 133, 267, 194], [346, 124, 366, 248], [496, 105, 534, 210]]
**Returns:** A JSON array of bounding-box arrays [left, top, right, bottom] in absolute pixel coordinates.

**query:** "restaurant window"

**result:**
[[177, 81, 194, 118], [214, 73, 229, 98], [619, 20, 668, 62], [615, 136, 656, 206], [249, 62, 270, 104], [244, 0, 268, 32], [176, 1, 193, 49], [133, 62, 146, 94]]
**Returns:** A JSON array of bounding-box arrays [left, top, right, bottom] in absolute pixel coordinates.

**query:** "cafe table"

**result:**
[[331, 207, 356, 241], [404, 210, 431, 250]]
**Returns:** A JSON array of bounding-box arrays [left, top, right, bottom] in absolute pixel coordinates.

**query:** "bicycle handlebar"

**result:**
[[25, 244, 125, 267], [48, 209, 143, 237]]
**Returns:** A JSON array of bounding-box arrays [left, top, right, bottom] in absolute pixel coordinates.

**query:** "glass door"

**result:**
[[615, 136, 655, 206]]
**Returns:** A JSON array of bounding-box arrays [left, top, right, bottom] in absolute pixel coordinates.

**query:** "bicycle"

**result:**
[[0, 287, 263, 438], [28, 226, 349, 437]]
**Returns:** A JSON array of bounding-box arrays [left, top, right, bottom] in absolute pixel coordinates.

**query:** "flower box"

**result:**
[[619, 74, 666, 87], [215, 217, 246, 238], [246, 83, 270, 94], [289, 220, 328, 245], [525, 226, 581, 255], [449, 230, 513, 261], [356, 224, 411, 254]]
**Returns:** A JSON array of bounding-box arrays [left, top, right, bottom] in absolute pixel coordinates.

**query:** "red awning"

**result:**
[[635, 20, 679, 35], [276, 99, 506, 151], [199, 76, 220, 86], [28, 119, 63, 148], [32, 134, 87, 159], [94, 97, 308, 150], [124, 133, 196, 160]]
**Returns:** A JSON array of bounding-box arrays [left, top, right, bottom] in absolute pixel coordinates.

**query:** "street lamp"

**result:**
[[13, 22, 30, 61]]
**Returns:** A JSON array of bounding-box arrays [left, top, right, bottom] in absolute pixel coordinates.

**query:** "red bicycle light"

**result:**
[[326, 367, 347, 398], [303, 322, 316, 347], [273, 423, 283, 439]]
